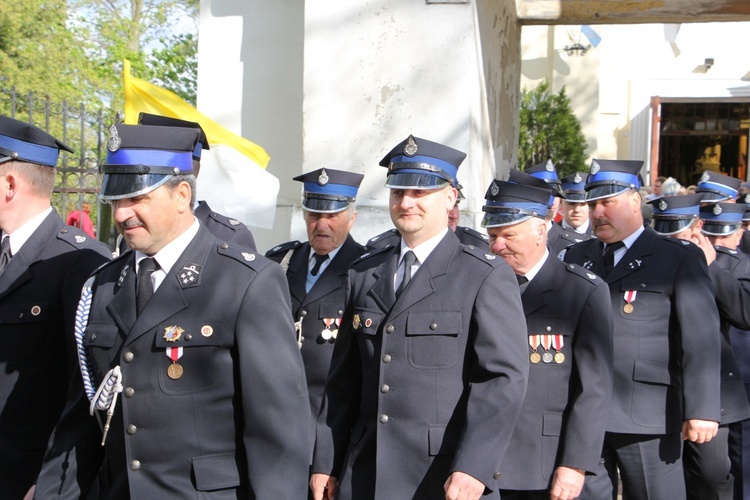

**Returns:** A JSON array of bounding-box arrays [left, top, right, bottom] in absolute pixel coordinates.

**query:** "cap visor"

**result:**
[[302, 198, 351, 213], [563, 193, 587, 202], [701, 222, 742, 236], [697, 191, 731, 203], [481, 212, 535, 228], [586, 184, 631, 202], [385, 172, 450, 190], [100, 173, 171, 201], [651, 218, 695, 236]]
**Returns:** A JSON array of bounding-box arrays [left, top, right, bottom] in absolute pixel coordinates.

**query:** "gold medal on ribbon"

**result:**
[[623, 290, 637, 314], [529, 334, 541, 364], [530, 352, 541, 364], [554, 352, 565, 364], [623, 303, 634, 314], [167, 363, 183, 380]]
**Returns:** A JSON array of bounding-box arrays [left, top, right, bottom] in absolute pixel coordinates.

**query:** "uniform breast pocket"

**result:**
[[406, 311, 462, 369], [352, 308, 383, 365], [525, 317, 572, 367], [619, 279, 665, 321], [0, 300, 51, 364], [316, 300, 344, 346], [154, 320, 229, 395]]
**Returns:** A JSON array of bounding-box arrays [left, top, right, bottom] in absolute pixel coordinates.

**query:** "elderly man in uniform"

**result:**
[[648, 195, 750, 499], [556, 172, 594, 247], [311, 135, 528, 500], [0, 116, 111, 500], [481, 179, 613, 500], [266, 167, 365, 441], [562, 159, 722, 499], [35, 123, 311, 498]]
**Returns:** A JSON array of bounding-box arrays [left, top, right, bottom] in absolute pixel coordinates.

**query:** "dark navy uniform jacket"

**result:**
[[313, 231, 529, 499], [499, 254, 613, 491], [709, 246, 750, 424], [36, 224, 311, 498], [266, 235, 365, 440], [553, 221, 595, 253], [563, 227, 721, 434], [0, 211, 110, 499], [194, 200, 256, 251]]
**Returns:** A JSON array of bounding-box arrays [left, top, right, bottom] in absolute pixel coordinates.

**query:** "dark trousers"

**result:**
[[683, 425, 733, 500], [581, 432, 685, 500]]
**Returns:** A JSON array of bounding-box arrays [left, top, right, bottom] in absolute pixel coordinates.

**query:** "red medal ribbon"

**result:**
[[323, 318, 334, 328], [529, 334, 540, 350], [541, 335, 552, 352], [166, 346, 183, 362], [624, 290, 637, 305], [552, 334, 564, 351]]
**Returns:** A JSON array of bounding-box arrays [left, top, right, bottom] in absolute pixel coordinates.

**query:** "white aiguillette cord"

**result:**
[[74, 278, 123, 446]]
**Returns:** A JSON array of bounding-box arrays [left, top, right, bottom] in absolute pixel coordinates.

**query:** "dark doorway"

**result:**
[[657, 100, 750, 188]]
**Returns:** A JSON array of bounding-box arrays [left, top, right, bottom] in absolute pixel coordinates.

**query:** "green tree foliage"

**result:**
[[519, 81, 588, 177]]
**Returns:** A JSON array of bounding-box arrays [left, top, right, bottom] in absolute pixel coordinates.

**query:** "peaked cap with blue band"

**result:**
[[508, 169, 560, 209], [380, 134, 465, 189], [137, 113, 209, 160], [700, 202, 746, 236], [481, 179, 550, 228], [100, 123, 201, 201], [648, 193, 703, 236], [584, 159, 644, 201], [0, 115, 73, 167], [561, 172, 588, 202], [525, 159, 563, 194], [695, 170, 741, 202], [293, 167, 364, 213]]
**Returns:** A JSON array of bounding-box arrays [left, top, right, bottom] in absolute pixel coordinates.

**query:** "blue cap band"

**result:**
[[390, 154, 458, 182], [529, 171, 560, 183], [193, 142, 203, 159], [484, 200, 548, 213], [654, 206, 699, 217], [697, 181, 738, 199], [0, 135, 59, 167], [106, 148, 194, 172], [701, 211, 744, 222], [303, 182, 359, 198], [587, 170, 641, 188]]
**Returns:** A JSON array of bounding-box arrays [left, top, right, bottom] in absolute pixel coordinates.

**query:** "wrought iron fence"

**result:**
[[0, 83, 117, 249]]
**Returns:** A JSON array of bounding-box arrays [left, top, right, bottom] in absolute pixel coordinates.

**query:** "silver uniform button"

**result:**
[[380, 384, 390, 394], [126, 424, 137, 435], [493, 472, 502, 480], [383, 354, 392, 363], [130, 460, 141, 471], [386, 325, 394, 334], [429, 323, 437, 330], [123, 352, 134, 362], [379, 414, 389, 424], [124, 387, 135, 398]]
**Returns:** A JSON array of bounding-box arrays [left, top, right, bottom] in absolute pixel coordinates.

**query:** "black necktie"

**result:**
[[310, 253, 329, 277], [516, 274, 530, 294], [136, 258, 158, 316], [0, 237, 11, 275], [396, 251, 417, 298], [603, 241, 625, 277]]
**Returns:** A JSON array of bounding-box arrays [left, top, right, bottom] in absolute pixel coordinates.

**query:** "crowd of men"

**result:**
[[0, 112, 749, 499]]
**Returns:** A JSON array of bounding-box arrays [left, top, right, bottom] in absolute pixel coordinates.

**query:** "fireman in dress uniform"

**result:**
[[482, 179, 613, 500], [523, 160, 568, 254], [266, 167, 365, 443], [557, 172, 595, 248], [35, 123, 310, 498], [311, 135, 528, 500], [0, 116, 111, 500]]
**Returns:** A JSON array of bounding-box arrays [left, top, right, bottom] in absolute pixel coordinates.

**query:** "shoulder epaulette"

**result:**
[[458, 226, 489, 241], [367, 229, 400, 248], [564, 262, 601, 284], [217, 242, 264, 270], [56, 226, 99, 249], [353, 244, 392, 264], [266, 240, 302, 256], [716, 245, 741, 259], [462, 244, 500, 265], [208, 211, 248, 230]]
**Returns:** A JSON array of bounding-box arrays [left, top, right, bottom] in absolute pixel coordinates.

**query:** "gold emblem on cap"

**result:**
[[714, 204, 722, 215], [659, 199, 667, 211], [163, 325, 184, 342], [573, 173, 582, 183], [700, 171, 710, 184], [545, 159, 555, 172], [318, 169, 329, 186], [403, 135, 419, 157], [590, 160, 600, 175], [107, 124, 121, 152], [201, 325, 213, 337]]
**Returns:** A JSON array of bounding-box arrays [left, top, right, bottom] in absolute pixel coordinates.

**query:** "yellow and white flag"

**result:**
[[123, 60, 279, 229]]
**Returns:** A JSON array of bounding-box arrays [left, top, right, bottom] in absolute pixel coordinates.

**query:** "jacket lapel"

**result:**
[[606, 227, 656, 284], [302, 236, 360, 306], [368, 248, 399, 313], [287, 242, 311, 305], [522, 254, 556, 316], [0, 211, 62, 301]]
